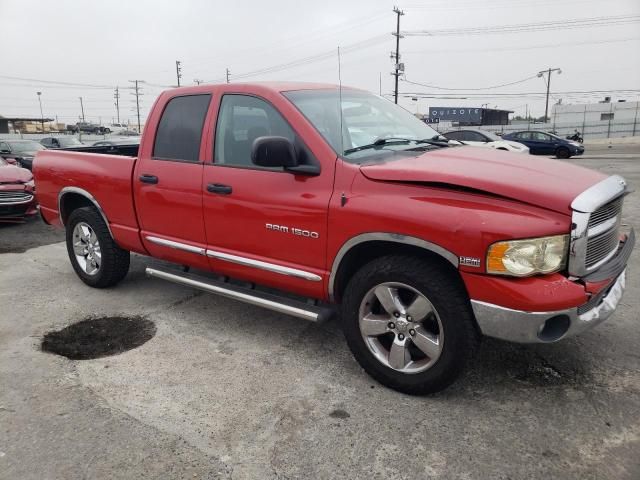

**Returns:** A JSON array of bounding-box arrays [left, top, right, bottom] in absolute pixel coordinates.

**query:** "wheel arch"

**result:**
[[58, 187, 113, 237], [329, 233, 460, 302]]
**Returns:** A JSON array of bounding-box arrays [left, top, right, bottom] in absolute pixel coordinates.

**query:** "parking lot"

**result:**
[[1, 143, 638, 479]]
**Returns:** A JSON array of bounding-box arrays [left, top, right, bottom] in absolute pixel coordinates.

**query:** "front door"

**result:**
[[134, 93, 212, 269], [202, 94, 334, 298]]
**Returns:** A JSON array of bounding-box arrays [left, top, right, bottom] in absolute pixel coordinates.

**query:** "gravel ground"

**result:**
[[1, 144, 638, 479]]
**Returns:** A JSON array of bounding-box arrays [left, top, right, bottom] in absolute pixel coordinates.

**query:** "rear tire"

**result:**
[[340, 255, 479, 395], [555, 147, 570, 159], [65, 207, 130, 288]]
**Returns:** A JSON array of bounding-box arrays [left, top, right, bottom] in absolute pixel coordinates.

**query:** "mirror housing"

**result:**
[[251, 136, 298, 168]]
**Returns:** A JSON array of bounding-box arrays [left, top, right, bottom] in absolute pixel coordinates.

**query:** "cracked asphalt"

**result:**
[[1, 143, 638, 479]]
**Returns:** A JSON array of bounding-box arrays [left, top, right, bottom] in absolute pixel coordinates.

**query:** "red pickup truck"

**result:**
[[34, 82, 634, 394]]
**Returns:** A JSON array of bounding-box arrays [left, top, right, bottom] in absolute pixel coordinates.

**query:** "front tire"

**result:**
[[555, 147, 571, 159], [341, 255, 479, 395], [65, 207, 130, 288]]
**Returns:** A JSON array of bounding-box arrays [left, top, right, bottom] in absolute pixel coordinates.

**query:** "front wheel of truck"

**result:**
[[341, 255, 479, 394], [65, 207, 130, 288]]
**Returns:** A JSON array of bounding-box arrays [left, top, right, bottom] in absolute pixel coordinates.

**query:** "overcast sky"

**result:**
[[1, 0, 639, 125]]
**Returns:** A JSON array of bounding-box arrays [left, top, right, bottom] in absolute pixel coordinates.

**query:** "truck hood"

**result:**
[[0, 165, 33, 184], [359, 146, 605, 214]]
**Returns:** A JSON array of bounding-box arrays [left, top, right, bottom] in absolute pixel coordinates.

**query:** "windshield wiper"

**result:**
[[414, 136, 451, 147], [343, 137, 412, 155]]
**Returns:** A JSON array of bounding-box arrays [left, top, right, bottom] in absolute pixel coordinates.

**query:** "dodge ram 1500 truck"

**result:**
[[34, 82, 635, 394]]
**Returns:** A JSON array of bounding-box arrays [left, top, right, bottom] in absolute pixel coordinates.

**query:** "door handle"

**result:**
[[207, 183, 232, 195], [139, 174, 159, 184]]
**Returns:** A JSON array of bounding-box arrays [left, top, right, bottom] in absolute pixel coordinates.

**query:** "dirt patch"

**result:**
[[41, 316, 156, 360], [329, 409, 350, 419]]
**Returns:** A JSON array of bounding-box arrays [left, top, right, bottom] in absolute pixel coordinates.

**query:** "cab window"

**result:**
[[214, 94, 295, 169], [153, 94, 211, 162]]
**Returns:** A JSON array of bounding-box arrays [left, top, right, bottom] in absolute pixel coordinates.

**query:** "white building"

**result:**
[[550, 99, 639, 138]]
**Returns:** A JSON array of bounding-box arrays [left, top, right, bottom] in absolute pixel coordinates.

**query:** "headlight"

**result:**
[[486, 235, 569, 276]]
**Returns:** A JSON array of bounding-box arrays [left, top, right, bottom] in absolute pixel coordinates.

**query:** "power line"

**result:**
[[402, 74, 539, 91], [403, 15, 640, 36], [403, 36, 640, 54], [206, 34, 388, 82], [0, 75, 114, 89]]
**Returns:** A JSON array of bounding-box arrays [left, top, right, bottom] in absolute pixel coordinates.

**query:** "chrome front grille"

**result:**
[[568, 175, 627, 277], [585, 227, 620, 268], [0, 191, 33, 204], [588, 196, 622, 229]]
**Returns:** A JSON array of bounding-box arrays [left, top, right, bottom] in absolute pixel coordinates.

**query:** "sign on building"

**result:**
[[429, 107, 482, 123]]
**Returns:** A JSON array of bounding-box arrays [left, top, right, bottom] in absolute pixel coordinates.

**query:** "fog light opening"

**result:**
[[537, 315, 571, 342]]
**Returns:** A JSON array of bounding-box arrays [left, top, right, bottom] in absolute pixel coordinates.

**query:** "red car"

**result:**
[[0, 157, 37, 222], [33, 83, 634, 394]]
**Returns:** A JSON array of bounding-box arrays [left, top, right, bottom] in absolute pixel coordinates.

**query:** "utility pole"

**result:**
[[129, 80, 143, 132], [176, 60, 182, 87], [79, 96, 85, 122], [633, 100, 639, 136], [391, 6, 404, 104], [538, 68, 561, 123], [36, 92, 44, 133], [226, 68, 231, 84], [114, 87, 120, 123]]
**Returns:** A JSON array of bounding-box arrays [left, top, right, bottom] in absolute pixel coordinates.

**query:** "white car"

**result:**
[[443, 129, 529, 154], [106, 123, 129, 134]]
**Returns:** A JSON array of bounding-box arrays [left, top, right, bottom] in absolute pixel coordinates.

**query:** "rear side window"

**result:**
[[444, 131, 462, 141], [153, 94, 211, 162]]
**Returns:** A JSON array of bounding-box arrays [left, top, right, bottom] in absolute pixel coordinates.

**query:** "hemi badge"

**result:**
[[459, 256, 481, 267]]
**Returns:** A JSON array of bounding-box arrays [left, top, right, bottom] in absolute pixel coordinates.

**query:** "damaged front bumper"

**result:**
[[470, 229, 634, 343]]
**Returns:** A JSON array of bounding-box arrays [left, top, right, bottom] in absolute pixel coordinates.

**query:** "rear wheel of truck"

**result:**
[[65, 207, 130, 288], [341, 255, 479, 394]]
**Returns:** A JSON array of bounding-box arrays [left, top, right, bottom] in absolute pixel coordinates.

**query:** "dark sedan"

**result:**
[[40, 136, 85, 149], [501, 130, 584, 158], [0, 139, 46, 170]]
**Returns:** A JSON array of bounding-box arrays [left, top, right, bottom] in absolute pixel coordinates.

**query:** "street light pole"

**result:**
[[538, 67, 562, 123], [36, 92, 44, 133]]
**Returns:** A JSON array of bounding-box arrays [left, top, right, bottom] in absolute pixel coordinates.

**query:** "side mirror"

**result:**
[[251, 136, 298, 168]]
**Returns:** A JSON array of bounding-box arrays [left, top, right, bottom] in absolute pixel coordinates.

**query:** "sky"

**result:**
[[1, 0, 639, 125]]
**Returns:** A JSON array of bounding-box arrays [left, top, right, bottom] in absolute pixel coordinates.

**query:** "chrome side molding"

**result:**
[[143, 237, 322, 282], [146, 236, 206, 255], [145, 267, 333, 322], [206, 249, 322, 282]]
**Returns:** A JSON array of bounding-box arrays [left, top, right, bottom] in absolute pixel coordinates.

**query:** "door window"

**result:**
[[214, 95, 295, 168], [464, 131, 488, 142], [153, 94, 211, 162], [444, 131, 462, 141], [531, 132, 551, 141]]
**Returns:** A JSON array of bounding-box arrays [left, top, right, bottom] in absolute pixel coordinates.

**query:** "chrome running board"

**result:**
[[145, 267, 333, 323]]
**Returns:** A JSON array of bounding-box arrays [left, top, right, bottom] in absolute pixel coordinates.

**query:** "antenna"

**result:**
[[337, 46, 344, 156]]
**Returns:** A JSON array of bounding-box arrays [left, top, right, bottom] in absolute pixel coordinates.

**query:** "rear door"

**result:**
[[530, 132, 555, 154], [133, 93, 212, 269], [202, 93, 334, 298]]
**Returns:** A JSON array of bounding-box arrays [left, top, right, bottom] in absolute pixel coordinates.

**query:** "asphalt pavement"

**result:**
[[1, 143, 638, 479]]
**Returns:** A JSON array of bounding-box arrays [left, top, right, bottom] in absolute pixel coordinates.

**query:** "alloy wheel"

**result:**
[[358, 282, 444, 374]]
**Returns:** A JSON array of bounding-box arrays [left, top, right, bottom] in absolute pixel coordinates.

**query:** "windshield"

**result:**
[[9, 141, 45, 153], [58, 137, 83, 147], [284, 89, 442, 163]]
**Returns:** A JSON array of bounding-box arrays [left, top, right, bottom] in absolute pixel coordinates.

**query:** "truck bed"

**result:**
[[33, 149, 142, 252], [61, 143, 140, 157]]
